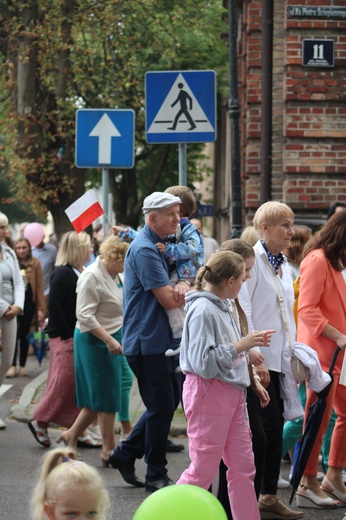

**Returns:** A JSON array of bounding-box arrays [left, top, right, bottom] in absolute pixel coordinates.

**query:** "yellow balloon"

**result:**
[[133, 484, 227, 520]]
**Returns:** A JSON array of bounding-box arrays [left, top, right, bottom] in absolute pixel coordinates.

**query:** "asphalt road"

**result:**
[[0, 354, 344, 520]]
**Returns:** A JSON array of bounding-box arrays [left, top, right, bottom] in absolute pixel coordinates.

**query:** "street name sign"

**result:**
[[145, 70, 216, 144], [76, 109, 135, 168]]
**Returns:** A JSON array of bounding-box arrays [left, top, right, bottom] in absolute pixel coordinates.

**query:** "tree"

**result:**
[[0, 0, 227, 236]]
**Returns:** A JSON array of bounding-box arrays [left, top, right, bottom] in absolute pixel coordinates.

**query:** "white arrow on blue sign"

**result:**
[[75, 109, 135, 168], [145, 70, 216, 144]]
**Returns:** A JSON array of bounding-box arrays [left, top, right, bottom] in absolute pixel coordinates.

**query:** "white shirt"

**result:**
[[203, 236, 219, 264], [238, 240, 296, 372]]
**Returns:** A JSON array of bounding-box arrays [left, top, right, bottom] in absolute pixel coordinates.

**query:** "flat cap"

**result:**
[[142, 192, 181, 215]]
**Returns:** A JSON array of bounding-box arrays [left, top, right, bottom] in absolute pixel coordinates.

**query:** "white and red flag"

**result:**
[[65, 190, 104, 233]]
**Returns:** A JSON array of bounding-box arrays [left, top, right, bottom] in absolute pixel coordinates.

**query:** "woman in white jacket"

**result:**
[[238, 201, 304, 519], [0, 212, 24, 428]]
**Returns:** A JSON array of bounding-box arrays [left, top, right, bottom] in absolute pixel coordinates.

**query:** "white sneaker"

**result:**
[[0, 418, 7, 429], [277, 474, 290, 488]]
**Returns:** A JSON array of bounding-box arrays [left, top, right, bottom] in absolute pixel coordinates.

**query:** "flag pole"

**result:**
[[104, 213, 113, 227]]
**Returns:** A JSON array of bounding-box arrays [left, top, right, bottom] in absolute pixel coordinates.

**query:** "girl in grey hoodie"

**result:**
[[177, 250, 272, 520]]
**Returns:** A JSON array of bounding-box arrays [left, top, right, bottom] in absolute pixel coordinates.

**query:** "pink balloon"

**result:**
[[24, 223, 45, 247]]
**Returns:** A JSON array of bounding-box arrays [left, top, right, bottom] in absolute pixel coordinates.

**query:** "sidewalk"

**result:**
[[9, 355, 188, 437]]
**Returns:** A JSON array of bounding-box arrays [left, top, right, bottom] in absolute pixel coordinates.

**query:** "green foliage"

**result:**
[[0, 0, 227, 232]]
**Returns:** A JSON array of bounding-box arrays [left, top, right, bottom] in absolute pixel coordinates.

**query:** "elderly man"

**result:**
[[107, 192, 190, 491]]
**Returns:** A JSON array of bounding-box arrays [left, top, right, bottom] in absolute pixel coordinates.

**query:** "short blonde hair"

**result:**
[[56, 231, 90, 266], [253, 201, 294, 233], [100, 235, 129, 264], [0, 212, 9, 227], [31, 448, 109, 520]]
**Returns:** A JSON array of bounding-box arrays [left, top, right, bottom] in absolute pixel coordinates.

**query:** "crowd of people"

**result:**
[[0, 194, 346, 520]]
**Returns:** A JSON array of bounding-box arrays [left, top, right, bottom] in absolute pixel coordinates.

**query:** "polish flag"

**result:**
[[65, 190, 105, 233]]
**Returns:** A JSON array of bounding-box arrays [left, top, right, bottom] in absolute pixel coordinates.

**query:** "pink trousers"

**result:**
[[177, 374, 260, 520]]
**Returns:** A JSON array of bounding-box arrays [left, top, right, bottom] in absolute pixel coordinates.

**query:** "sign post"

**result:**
[[76, 109, 135, 169], [75, 109, 135, 228], [145, 70, 216, 186]]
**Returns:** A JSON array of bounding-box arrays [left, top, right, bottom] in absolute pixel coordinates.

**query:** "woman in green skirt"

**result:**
[[57, 235, 129, 463]]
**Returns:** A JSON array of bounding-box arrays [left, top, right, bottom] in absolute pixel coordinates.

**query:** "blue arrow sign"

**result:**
[[145, 70, 216, 144], [75, 109, 135, 168]]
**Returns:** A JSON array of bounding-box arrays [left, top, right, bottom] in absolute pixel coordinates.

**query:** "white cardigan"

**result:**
[[0, 243, 24, 317]]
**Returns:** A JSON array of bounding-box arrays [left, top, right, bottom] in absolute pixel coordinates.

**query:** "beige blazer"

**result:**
[[75, 257, 123, 334]]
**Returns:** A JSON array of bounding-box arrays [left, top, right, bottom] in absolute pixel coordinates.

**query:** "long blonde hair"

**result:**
[[30, 448, 109, 520], [194, 250, 245, 291]]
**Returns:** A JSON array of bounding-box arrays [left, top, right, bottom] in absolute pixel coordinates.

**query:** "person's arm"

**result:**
[[322, 324, 346, 350], [113, 226, 138, 244], [163, 234, 203, 263], [86, 326, 123, 355], [76, 272, 103, 332], [134, 244, 190, 308], [152, 283, 188, 309], [251, 376, 271, 408], [156, 242, 166, 254], [12, 251, 25, 312], [4, 250, 24, 319], [76, 270, 123, 354], [233, 329, 274, 354], [34, 261, 46, 322], [299, 254, 333, 338]]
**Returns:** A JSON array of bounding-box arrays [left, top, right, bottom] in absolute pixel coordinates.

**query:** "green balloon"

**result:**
[[133, 484, 227, 520]]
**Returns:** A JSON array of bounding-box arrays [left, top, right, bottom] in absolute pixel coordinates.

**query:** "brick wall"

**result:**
[[237, 0, 346, 226]]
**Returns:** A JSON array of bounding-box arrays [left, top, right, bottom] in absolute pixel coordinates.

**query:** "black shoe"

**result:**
[[107, 451, 145, 487], [166, 439, 184, 453], [145, 475, 175, 492]]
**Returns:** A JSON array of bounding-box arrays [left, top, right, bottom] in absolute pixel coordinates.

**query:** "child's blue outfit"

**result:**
[[162, 218, 203, 337], [163, 217, 204, 279], [118, 220, 204, 337]]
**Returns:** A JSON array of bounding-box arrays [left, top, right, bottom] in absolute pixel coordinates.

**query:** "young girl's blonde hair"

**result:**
[[31, 448, 110, 520], [194, 250, 245, 291]]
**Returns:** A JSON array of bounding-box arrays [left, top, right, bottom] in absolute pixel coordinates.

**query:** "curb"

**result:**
[[10, 370, 48, 423]]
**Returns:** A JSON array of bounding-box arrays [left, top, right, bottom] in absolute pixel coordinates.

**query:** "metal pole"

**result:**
[[228, 0, 242, 238], [178, 143, 187, 186], [260, 0, 273, 203], [102, 168, 109, 235]]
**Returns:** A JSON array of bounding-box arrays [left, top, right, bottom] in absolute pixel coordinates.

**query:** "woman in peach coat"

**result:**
[[296, 210, 346, 509]]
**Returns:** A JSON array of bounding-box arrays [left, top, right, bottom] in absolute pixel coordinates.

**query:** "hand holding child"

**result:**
[[156, 242, 166, 253]]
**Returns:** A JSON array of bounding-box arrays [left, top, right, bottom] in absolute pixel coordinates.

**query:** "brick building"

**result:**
[[212, 0, 346, 241]]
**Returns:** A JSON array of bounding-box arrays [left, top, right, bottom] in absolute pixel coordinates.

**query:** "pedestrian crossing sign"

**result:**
[[145, 70, 216, 144]]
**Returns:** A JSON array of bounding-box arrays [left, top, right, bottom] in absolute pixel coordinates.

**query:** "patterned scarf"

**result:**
[[261, 240, 286, 275]]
